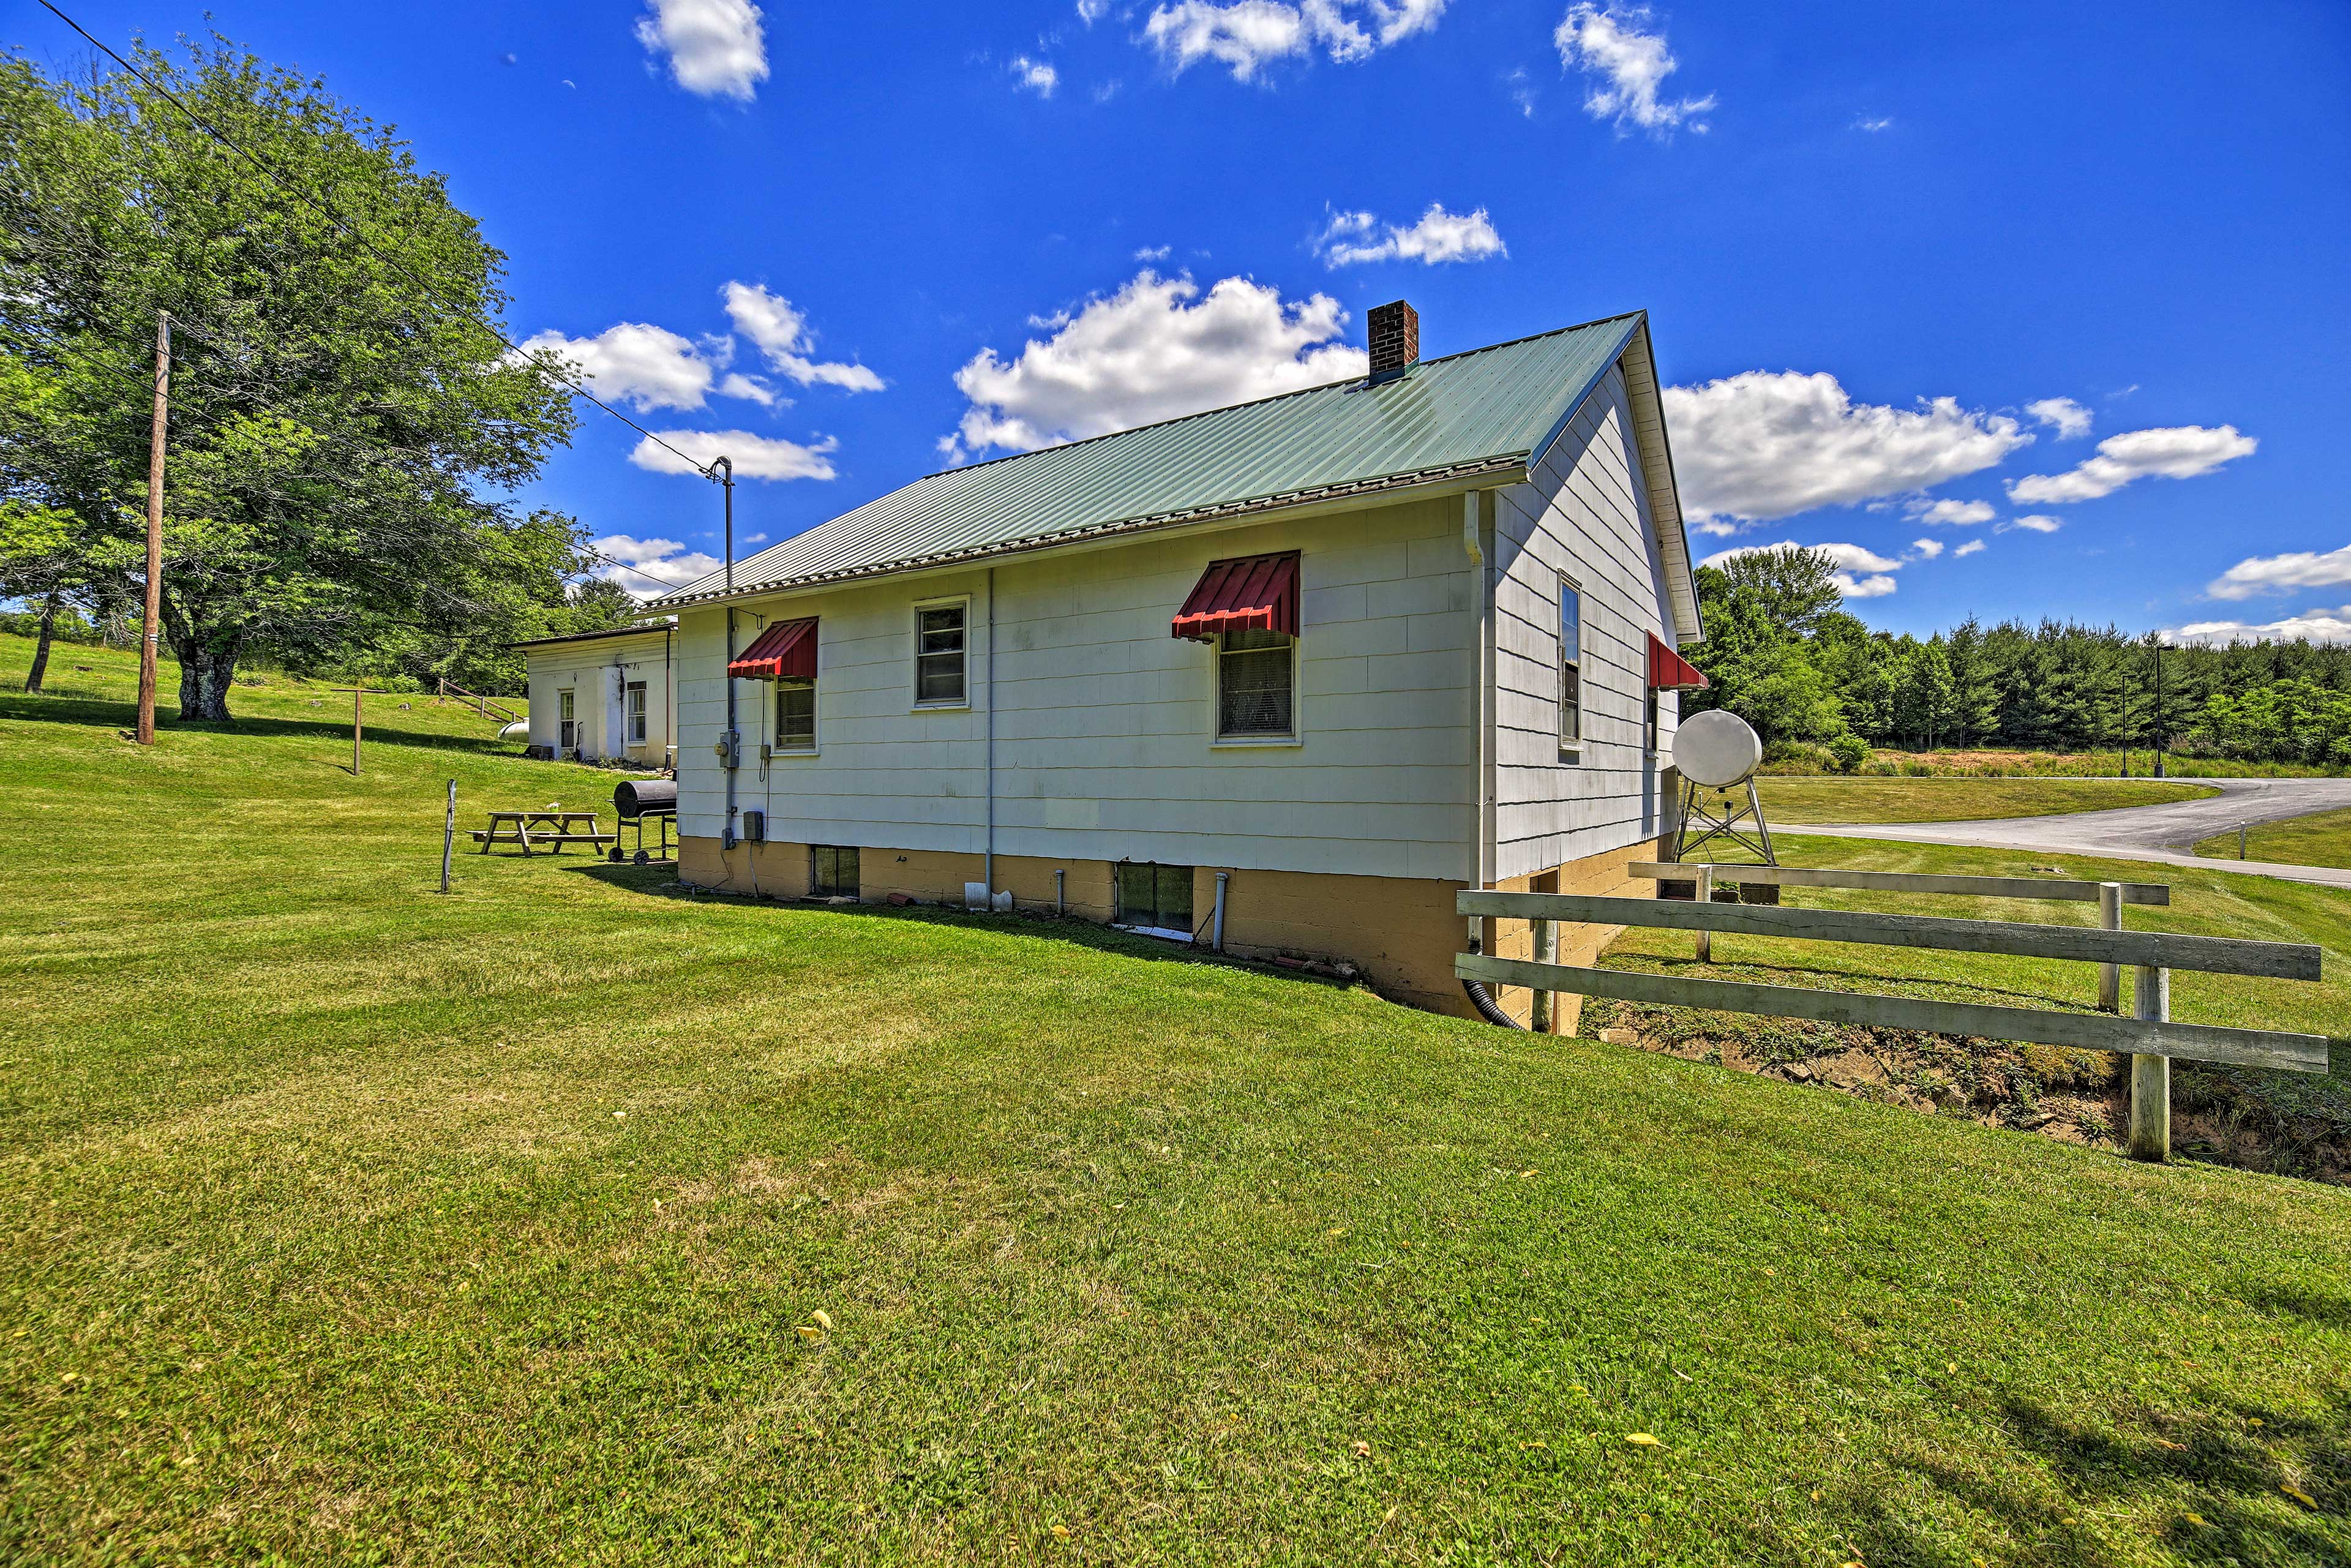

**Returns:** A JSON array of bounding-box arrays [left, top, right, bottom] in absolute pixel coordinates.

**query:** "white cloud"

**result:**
[[715, 372, 781, 407], [1663, 370, 2031, 527], [1077, 0, 1110, 20], [1910, 538, 1943, 559], [1954, 539, 1985, 557], [587, 533, 724, 599], [721, 283, 884, 392], [942, 270, 1367, 459], [1142, 0, 1446, 82], [1011, 55, 1060, 96], [1851, 114, 1892, 133], [1316, 203, 1505, 266], [2007, 424, 2255, 504], [1699, 539, 1901, 599], [2205, 542, 2351, 601], [636, 0, 767, 101], [1907, 497, 1995, 526], [1133, 244, 1172, 261], [2025, 396, 2091, 438], [2167, 607, 2351, 647], [1554, 4, 1714, 136], [2003, 514, 2062, 533], [1505, 67, 1537, 118], [517, 323, 722, 412], [630, 429, 839, 482]]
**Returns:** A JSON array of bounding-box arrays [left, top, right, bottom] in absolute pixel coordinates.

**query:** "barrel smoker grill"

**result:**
[[611, 778, 678, 866]]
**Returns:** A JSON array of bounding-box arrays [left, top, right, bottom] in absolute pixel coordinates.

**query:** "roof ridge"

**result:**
[[920, 307, 1648, 483]]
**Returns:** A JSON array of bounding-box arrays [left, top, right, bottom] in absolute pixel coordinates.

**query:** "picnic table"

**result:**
[[471, 809, 618, 857]]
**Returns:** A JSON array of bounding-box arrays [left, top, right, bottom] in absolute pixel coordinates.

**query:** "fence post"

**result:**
[[440, 779, 456, 895], [1694, 865, 1714, 963], [2238, 821, 2248, 860], [1530, 917, 1554, 1033], [2097, 882, 2121, 1013], [2129, 965, 2170, 1162]]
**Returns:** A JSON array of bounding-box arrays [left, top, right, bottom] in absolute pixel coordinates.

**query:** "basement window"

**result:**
[[776, 678, 816, 752], [1116, 861, 1194, 940], [1217, 629, 1295, 740], [811, 845, 860, 898]]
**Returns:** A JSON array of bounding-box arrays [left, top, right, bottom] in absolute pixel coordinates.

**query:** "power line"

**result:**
[[32, 0, 729, 485]]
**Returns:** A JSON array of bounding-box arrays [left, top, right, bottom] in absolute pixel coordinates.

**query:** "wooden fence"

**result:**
[[1455, 882, 2330, 1163]]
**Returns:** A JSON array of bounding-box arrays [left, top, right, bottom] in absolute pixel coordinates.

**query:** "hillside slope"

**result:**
[[2, 637, 2345, 1566]]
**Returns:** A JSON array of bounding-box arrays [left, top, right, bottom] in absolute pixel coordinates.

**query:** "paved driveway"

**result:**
[[1795, 776, 2351, 890]]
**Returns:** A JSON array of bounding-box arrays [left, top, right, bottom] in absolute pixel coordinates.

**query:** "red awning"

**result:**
[[1648, 631, 1709, 692], [728, 617, 817, 680], [1171, 553, 1300, 642]]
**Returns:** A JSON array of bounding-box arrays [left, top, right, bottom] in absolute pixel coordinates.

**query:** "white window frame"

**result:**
[[911, 595, 972, 711], [774, 677, 817, 755], [1211, 628, 1300, 746], [557, 688, 577, 752], [1558, 574, 1583, 755], [626, 680, 648, 746]]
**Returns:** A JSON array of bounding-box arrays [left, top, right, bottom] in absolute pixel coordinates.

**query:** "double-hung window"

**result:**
[[1217, 629, 1295, 740], [626, 681, 648, 745], [558, 688, 577, 751], [1559, 576, 1583, 750], [775, 678, 816, 752], [915, 602, 968, 707]]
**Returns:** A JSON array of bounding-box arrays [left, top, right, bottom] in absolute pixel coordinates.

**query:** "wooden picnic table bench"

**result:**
[[472, 809, 618, 857]]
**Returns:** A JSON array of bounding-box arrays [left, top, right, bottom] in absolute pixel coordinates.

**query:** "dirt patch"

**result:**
[[1580, 1000, 2350, 1185]]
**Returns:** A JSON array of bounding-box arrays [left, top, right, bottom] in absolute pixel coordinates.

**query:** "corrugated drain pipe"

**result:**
[[1460, 936, 1526, 1030]]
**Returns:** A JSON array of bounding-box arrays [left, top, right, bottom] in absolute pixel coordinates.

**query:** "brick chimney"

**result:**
[[1367, 299, 1418, 383]]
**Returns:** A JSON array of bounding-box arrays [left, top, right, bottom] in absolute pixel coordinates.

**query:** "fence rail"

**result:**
[[1627, 862, 2169, 906], [1458, 890, 2320, 981], [1453, 953, 2327, 1073]]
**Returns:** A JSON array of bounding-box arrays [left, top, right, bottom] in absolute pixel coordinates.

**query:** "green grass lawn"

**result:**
[[2, 636, 2347, 1566], [2195, 808, 2351, 871], [1758, 775, 2219, 825]]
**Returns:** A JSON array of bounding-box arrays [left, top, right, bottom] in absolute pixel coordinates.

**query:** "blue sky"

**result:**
[[18, 0, 2351, 640]]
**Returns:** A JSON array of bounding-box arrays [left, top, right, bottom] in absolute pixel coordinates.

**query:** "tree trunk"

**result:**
[[25, 590, 59, 694], [175, 640, 241, 721]]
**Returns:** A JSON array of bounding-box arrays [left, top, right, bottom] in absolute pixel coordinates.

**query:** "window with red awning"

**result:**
[[729, 617, 817, 680], [1171, 553, 1300, 642], [1647, 631, 1708, 691]]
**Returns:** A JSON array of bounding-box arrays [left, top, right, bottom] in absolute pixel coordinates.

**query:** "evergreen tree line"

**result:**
[[1686, 547, 2351, 769]]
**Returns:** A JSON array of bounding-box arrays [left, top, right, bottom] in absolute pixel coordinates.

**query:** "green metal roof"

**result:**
[[653, 310, 1651, 609]]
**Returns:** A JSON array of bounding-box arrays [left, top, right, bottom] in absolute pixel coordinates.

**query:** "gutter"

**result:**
[[648, 454, 1527, 614]]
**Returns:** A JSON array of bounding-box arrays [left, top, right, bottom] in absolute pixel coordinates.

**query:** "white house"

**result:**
[[513, 621, 678, 768], [648, 303, 1704, 1023]]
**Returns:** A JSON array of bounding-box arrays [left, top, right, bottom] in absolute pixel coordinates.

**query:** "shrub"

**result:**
[[1826, 732, 1872, 773]]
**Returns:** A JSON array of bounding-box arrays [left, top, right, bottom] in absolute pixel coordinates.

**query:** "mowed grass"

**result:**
[[2, 637, 2347, 1567], [1758, 775, 2219, 825], [2196, 808, 2351, 872]]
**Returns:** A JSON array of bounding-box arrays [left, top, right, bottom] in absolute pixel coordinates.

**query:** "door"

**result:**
[[603, 670, 625, 761], [558, 689, 577, 752]]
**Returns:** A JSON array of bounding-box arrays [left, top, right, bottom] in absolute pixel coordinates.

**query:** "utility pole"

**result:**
[[2152, 637, 2166, 779], [353, 685, 363, 775], [135, 310, 170, 746]]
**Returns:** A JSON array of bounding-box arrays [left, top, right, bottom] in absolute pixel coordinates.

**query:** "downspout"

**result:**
[[1461, 487, 1524, 1029], [664, 622, 674, 775], [984, 566, 997, 899]]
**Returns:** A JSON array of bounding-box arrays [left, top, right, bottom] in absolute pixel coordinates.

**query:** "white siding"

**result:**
[[1490, 366, 1680, 880], [674, 495, 1480, 880], [525, 628, 677, 765]]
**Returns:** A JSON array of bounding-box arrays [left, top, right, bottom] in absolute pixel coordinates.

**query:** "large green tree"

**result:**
[[0, 38, 577, 718]]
